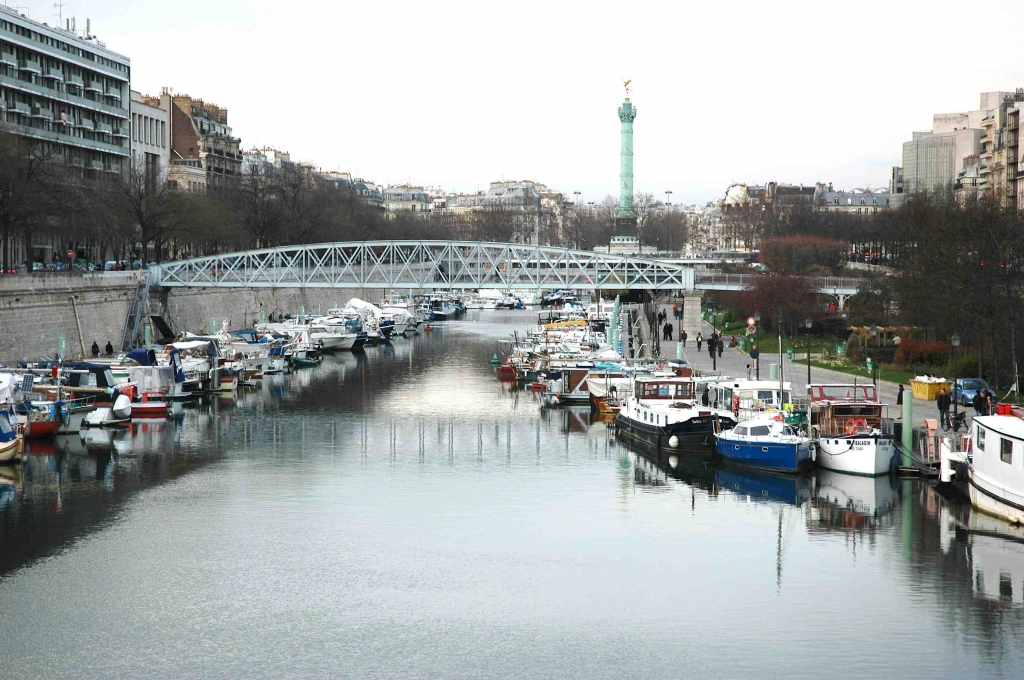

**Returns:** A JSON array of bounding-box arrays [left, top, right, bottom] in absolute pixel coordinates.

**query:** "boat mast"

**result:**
[[778, 307, 784, 410]]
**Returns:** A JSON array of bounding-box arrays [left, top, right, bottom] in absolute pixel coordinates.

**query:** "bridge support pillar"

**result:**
[[680, 291, 703, 340]]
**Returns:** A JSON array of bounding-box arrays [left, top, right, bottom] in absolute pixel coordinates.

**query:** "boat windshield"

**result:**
[[0, 413, 13, 438], [810, 385, 877, 402]]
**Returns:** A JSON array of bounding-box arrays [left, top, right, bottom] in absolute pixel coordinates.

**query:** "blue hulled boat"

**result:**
[[714, 414, 813, 474]]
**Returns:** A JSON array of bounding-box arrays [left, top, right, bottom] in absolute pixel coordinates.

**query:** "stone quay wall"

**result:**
[[0, 272, 144, 364]]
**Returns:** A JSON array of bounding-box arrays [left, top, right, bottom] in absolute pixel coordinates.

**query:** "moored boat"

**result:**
[[964, 413, 1024, 524], [615, 375, 732, 454], [0, 410, 24, 463], [809, 383, 896, 476], [713, 414, 813, 474]]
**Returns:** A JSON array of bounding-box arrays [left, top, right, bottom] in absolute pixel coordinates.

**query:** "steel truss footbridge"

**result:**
[[151, 241, 696, 290], [149, 240, 862, 297]]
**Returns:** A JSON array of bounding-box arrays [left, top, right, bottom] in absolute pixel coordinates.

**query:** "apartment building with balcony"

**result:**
[[0, 5, 130, 175], [383, 185, 431, 216], [142, 89, 242, 190]]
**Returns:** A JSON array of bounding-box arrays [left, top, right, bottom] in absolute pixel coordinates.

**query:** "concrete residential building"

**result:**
[[0, 5, 130, 175], [900, 91, 1019, 195], [130, 90, 167, 187], [142, 89, 242, 191]]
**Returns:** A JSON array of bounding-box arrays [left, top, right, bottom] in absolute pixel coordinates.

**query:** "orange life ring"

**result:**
[[844, 420, 856, 435], [853, 418, 868, 432]]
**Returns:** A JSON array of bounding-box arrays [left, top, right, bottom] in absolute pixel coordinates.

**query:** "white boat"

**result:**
[[966, 413, 1024, 524], [465, 296, 499, 310], [519, 291, 541, 306], [82, 393, 132, 427], [809, 383, 895, 476]]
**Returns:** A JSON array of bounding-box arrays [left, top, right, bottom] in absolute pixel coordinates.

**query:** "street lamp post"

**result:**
[[870, 324, 878, 387], [707, 299, 718, 371], [952, 333, 961, 426], [754, 311, 761, 380], [665, 190, 673, 206], [804, 317, 813, 391]]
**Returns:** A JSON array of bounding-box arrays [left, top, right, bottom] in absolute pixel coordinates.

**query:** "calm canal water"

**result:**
[[2, 312, 1024, 679]]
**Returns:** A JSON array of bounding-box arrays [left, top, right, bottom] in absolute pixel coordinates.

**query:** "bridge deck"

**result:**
[[149, 241, 861, 294]]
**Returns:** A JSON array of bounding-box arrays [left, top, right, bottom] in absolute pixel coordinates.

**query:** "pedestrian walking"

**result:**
[[717, 338, 724, 358], [937, 388, 951, 430], [696, 332, 703, 352], [973, 391, 986, 417], [746, 364, 752, 380], [662, 322, 670, 341], [896, 384, 904, 407], [681, 330, 688, 347], [105, 340, 114, 356], [667, 323, 673, 341], [90, 341, 99, 358]]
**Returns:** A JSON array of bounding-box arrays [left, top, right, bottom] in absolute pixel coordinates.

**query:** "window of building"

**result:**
[[1001, 437, 1013, 464]]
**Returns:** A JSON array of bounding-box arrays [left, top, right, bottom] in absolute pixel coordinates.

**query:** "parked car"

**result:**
[[952, 378, 991, 406]]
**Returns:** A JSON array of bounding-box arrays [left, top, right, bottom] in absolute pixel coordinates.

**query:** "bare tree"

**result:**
[[633, 192, 660, 248], [0, 129, 63, 270]]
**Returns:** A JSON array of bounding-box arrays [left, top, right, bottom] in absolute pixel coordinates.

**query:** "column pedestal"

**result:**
[[680, 291, 703, 339]]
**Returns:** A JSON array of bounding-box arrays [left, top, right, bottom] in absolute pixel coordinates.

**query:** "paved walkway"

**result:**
[[657, 310, 943, 428]]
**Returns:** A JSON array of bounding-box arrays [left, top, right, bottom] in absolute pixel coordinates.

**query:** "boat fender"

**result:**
[[111, 394, 132, 420], [668, 435, 679, 448]]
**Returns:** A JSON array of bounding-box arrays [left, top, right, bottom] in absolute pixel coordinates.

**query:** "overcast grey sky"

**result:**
[[13, 0, 1024, 203]]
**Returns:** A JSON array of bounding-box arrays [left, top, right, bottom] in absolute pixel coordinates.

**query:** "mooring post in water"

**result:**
[[902, 391, 913, 467]]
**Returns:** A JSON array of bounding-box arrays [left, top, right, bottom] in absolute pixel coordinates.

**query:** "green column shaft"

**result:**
[[902, 392, 913, 467]]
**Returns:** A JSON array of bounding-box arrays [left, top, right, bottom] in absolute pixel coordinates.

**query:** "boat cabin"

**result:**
[[971, 415, 1024, 515], [633, 377, 695, 402], [704, 379, 791, 413], [808, 384, 885, 436]]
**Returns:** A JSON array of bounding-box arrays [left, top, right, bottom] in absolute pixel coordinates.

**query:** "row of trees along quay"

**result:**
[[707, 192, 1024, 395], [0, 129, 689, 268]]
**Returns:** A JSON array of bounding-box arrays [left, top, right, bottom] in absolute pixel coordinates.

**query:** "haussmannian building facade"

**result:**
[[142, 89, 242, 192]]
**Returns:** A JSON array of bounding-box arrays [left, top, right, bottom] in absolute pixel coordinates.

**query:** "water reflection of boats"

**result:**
[[0, 464, 22, 511], [943, 504, 1024, 605], [716, 465, 811, 506], [812, 469, 899, 531], [633, 447, 717, 492]]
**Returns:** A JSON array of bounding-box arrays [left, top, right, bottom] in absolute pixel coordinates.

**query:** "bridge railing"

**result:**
[[694, 272, 863, 292]]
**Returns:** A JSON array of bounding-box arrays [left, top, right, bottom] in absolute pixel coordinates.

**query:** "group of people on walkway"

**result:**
[[90, 340, 115, 358], [931, 385, 998, 430], [657, 310, 690, 345]]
